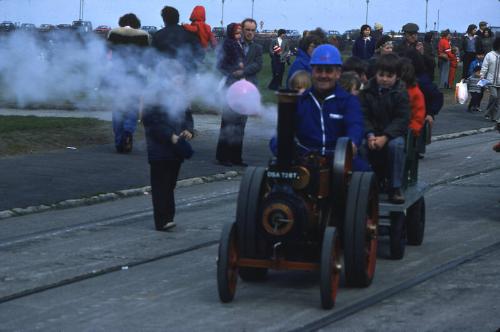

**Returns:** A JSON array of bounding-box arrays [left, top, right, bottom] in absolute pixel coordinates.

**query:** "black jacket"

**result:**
[[142, 106, 194, 162], [152, 24, 202, 68], [359, 79, 410, 139]]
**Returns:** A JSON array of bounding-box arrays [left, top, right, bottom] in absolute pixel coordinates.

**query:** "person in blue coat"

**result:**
[[271, 44, 369, 171], [286, 28, 327, 87], [352, 24, 376, 61]]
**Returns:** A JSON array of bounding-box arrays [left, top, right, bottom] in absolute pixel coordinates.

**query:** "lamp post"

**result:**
[[251, 0, 255, 19], [221, 0, 225, 27], [425, 0, 428, 32], [79, 0, 84, 20], [365, 0, 369, 25]]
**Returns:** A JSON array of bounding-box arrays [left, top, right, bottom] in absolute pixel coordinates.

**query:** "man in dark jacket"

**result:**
[[107, 13, 150, 153], [143, 6, 196, 231], [151, 6, 202, 68], [268, 29, 290, 90], [270, 44, 367, 171], [215, 18, 263, 166], [359, 54, 410, 204]]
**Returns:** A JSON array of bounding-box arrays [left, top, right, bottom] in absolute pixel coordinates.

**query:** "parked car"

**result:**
[[94, 25, 111, 37], [20, 23, 36, 31], [141, 25, 157, 36], [57, 24, 73, 31], [38, 24, 56, 32], [212, 27, 225, 40], [72, 20, 93, 33], [0, 21, 16, 33]]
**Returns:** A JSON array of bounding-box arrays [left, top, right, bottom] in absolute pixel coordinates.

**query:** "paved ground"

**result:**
[[0, 99, 497, 213]]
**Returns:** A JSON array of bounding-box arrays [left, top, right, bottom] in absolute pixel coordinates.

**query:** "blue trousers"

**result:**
[[367, 136, 406, 189], [112, 108, 138, 148]]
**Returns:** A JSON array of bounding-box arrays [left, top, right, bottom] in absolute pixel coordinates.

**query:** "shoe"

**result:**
[[418, 153, 425, 159], [388, 188, 405, 204], [217, 160, 232, 167], [122, 132, 133, 153], [163, 221, 176, 231], [485, 115, 491, 120]]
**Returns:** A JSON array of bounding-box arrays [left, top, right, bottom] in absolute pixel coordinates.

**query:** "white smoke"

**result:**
[[0, 31, 227, 116]]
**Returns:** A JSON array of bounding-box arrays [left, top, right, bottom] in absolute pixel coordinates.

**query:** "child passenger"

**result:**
[[399, 58, 426, 136], [288, 70, 311, 94], [359, 54, 410, 204], [339, 71, 362, 96]]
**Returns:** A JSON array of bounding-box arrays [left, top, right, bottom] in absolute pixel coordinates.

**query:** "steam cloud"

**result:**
[[0, 31, 233, 116]]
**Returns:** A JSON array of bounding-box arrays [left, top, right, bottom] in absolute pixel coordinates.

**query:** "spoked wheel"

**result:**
[[389, 212, 406, 259], [344, 172, 379, 287], [217, 222, 239, 303], [320, 226, 341, 309], [236, 166, 267, 258], [406, 197, 425, 245]]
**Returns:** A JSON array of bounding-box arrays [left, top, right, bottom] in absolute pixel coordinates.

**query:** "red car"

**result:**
[[94, 25, 111, 37]]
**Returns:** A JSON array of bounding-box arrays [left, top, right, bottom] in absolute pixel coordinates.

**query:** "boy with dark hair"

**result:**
[[359, 53, 410, 203]]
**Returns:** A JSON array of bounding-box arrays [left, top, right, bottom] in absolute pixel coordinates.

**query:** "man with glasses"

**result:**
[[271, 44, 367, 170]]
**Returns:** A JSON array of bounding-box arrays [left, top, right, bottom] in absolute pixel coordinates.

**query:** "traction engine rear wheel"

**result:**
[[217, 222, 239, 303], [389, 212, 406, 259], [320, 226, 341, 309], [344, 172, 379, 287], [406, 197, 425, 245]]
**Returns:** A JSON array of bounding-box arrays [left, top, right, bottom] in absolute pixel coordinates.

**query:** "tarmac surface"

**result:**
[[0, 100, 497, 216]]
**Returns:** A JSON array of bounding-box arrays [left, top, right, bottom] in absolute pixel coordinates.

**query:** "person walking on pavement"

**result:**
[[481, 37, 500, 122], [268, 29, 290, 90], [143, 6, 198, 231], [107, 13, 151, 153], [352, 24, 376, 61], [215, 18, 263, 167], [461, 24, 483, 79]]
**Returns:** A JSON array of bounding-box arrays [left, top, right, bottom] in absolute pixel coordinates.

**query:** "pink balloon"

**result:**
[[226, 79, 261, 115]]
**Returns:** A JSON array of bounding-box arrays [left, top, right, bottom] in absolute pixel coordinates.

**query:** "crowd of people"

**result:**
[[105, 4, 499, 230]]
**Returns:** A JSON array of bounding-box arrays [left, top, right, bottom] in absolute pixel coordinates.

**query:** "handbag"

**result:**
[[455, 80, 468, 104]]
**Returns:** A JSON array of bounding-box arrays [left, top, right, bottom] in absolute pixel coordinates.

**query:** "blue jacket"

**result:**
[[270, 85, 364, 156], [352, 36, 376, 60], [286, 49, 311, 87]]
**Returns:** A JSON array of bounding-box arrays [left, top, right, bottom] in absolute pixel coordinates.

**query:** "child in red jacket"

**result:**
[[183, 5, 217, 49], [448, 46, 460, 88], [400, 58, 425, 136]]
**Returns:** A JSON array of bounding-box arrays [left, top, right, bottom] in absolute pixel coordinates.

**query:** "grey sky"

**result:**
[[1, 0, 498, 33]]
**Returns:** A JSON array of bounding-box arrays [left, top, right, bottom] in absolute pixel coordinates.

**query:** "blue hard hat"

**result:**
[[310, 44, 342, 66]]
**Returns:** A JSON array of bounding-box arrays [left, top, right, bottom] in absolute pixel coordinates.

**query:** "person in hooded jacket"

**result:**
[[217, 23, 244, 83], [183, 5, 217, 51]]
